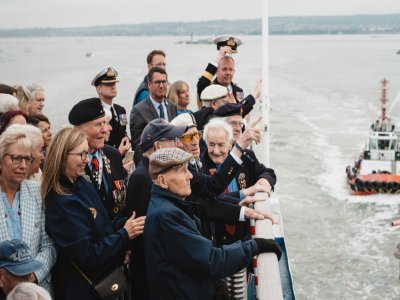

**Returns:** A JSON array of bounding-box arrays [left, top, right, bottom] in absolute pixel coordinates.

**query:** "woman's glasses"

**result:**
[[4, 154, 34, 165], [68, 151, 89, 161]]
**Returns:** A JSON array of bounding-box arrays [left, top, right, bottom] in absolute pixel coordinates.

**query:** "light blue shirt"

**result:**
[[150, 97, 169, 121], [1, 191, 21, 239]]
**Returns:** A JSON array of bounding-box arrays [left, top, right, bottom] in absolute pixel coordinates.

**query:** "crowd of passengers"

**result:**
[[0, 38, 282, 300]]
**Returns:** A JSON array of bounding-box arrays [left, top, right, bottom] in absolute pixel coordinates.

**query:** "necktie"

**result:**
[[158, 104, 165, 119], [111, 106, 117, 121]]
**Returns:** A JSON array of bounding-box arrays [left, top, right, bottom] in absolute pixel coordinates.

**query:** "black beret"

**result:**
[[68, 97, 105, 125], [213, 103, 243, 118]]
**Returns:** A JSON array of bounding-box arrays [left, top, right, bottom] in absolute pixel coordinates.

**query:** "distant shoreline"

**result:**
[[1, 14, 399, 38]]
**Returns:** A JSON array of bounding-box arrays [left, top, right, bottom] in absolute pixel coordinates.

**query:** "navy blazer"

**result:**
[[145, 185, 259, 299], [45, 176, 129, 300]]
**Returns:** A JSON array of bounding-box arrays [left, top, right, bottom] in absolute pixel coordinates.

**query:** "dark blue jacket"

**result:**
[[144, 185, 259, 300], [45, 176, 129, 300]]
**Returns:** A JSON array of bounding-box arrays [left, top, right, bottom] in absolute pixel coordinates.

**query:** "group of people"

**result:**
[[0, 36, 281, 300]]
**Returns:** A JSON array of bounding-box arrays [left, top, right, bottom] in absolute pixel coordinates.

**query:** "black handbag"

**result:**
[[72, 262, 128, 300]]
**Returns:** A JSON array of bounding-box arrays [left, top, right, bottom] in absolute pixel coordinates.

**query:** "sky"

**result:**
[[1, 0, 400, 29]]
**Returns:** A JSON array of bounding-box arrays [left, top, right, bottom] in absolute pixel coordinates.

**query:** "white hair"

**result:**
[[27, 84, 44, 100], [203, 117, 233, 145], [0, 93, 19, 113], [13, 124, 43, 150], [6, 282, 52, 300]]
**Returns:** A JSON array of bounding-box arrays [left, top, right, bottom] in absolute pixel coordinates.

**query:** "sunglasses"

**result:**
[[180, 131, 202, 143]]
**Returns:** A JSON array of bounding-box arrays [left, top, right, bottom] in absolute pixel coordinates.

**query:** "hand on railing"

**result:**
[[253, 238, 282, 260], [244, 207, 275, 223]]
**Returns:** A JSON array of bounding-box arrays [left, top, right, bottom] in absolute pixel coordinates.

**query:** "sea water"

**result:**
[[1, 34, 400, 299]]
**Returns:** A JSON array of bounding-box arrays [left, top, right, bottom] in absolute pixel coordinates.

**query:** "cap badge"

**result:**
[[227, 38, 236, 47], [106, 68, 116, 77]]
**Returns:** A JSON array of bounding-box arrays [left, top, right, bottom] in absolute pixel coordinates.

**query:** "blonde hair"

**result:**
[[166, 80, 189, 109], [6, 282, 52, 300], [13, 85, 31, 114], [41, 127, 86, 207]]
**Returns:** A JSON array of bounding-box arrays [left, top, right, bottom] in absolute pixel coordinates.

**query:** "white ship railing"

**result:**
[[254, 192, 283, 300], [255, 1, 284, 299]]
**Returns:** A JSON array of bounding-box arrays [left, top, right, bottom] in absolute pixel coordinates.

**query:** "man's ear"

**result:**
[[157, 174, 169, 190]]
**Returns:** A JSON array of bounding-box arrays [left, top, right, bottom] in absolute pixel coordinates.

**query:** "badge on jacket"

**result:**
[[118, 114, 128, 126], [89, 208, 97, 219]]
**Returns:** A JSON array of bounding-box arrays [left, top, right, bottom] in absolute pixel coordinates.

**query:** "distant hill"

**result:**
[[0, 14, 399, 37]]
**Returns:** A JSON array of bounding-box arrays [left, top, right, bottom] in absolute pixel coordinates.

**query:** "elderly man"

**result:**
[[133, 50, 167, 106], [202, 117, 276, 245], [92, 66, 129, 150], [126, 117, 272, 299], [130, 67, 177, 165], [26, 84, 45, 115], [0, 240, 43, 300], [69, 97, 126, 221], [145, 147, 281, 299]]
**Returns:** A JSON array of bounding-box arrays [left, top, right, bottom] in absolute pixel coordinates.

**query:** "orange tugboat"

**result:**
[[346, 79, 400, 195]]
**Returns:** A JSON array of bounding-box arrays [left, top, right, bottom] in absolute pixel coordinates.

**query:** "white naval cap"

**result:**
[[171, 113, 197, 128], [91, 66, 119, 86], [213, 35, 242, 53], [200, 84, 228, 102]]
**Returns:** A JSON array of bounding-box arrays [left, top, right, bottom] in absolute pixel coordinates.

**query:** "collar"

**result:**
[[101, 101, 114, 111], [88, 150, 102, 161], [149, 96, 166, 107], [151, 185, 198, 217]]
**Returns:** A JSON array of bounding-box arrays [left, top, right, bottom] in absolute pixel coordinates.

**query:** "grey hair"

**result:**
[[203, 117, 233, 145], [6, 282, 52, 300], [22, 124, 43, 150], [0, 93, 19, 113], [0, 124, 33, 159], [27, 84, 44, 100]]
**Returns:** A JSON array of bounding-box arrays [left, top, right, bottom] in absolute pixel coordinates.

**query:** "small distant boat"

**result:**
[[397, 49, 400, 55], [85, 52, 93, 57], [346, 79, 400, 195]]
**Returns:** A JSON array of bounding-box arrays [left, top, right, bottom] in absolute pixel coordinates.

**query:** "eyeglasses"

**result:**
[[4, 154, 34, 165], [68, 151, 89, 161], [180, 131, 202, 143], [151, 80, 168, 86]]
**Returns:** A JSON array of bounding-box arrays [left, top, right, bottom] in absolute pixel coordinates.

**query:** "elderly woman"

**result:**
[[0, 125, 56, 294], [42, 127, 145, 300], [166, 80, 193, 115], [144, 147, 281, 299]]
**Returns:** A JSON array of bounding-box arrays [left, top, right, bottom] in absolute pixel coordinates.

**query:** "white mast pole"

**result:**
[[254, 0, 284, 299]]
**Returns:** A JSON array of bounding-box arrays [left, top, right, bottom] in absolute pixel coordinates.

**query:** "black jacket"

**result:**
[[84, 145, 127, 222], [107, 103, 128, 149]]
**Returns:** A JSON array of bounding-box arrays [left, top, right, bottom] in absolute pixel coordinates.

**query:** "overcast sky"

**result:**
[[1, 0, 400, 29]]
